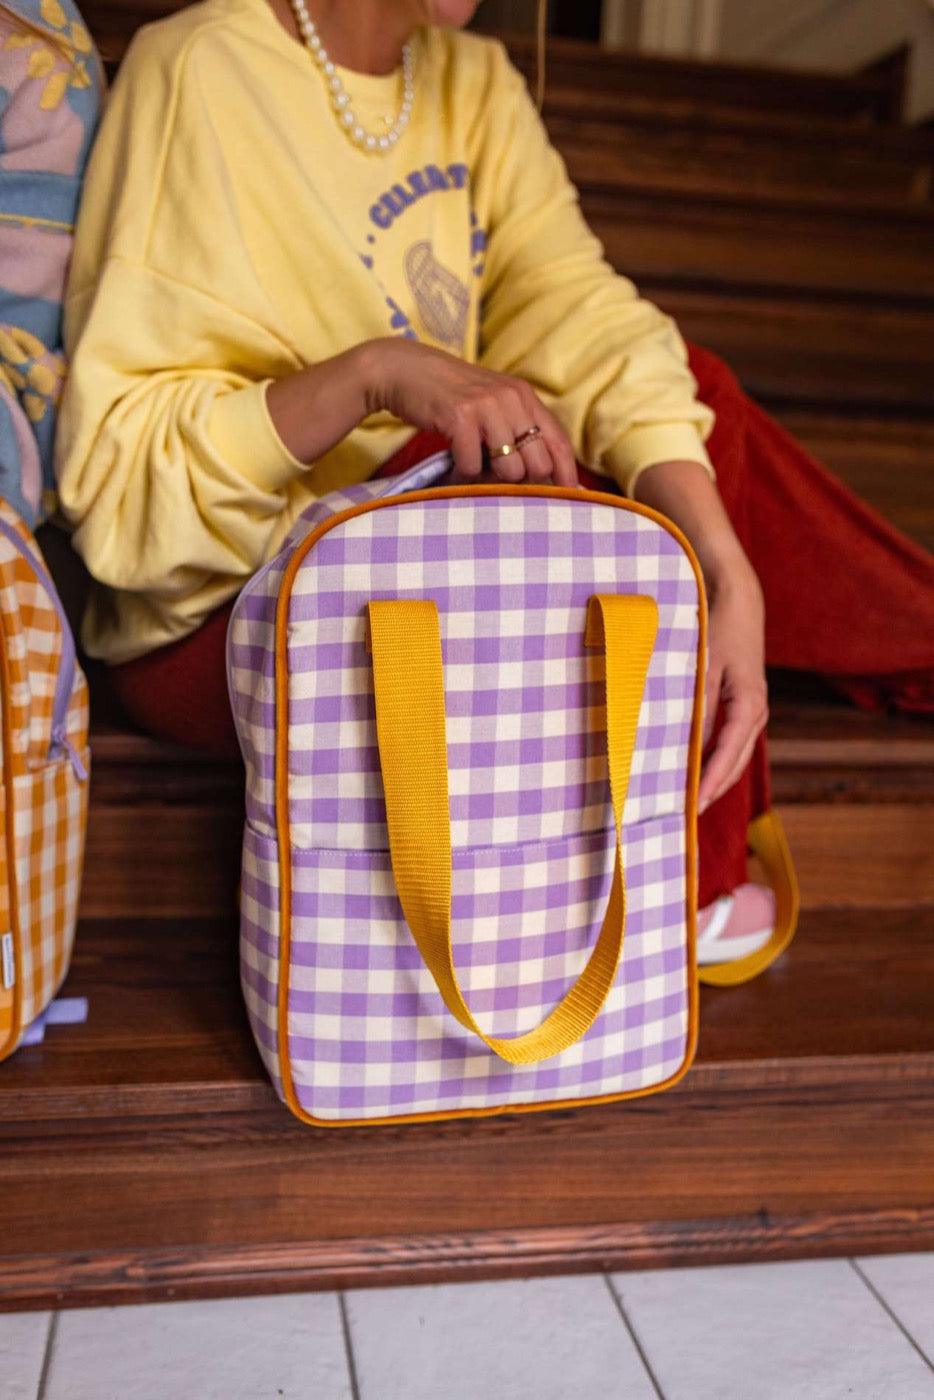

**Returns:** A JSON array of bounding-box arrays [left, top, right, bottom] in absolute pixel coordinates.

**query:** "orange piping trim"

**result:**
[[274, 483, 707, 1128], [0, 604, 24, 1060]]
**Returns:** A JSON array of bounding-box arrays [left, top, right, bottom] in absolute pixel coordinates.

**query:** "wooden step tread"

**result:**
[[2, 905, 932, 1124], [651, 288, 934, 419]]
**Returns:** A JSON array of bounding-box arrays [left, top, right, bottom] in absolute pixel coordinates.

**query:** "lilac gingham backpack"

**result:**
[[228, 453, 710, 1127]]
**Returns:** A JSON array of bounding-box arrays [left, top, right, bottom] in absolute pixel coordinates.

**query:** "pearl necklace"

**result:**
[[289, 0, 415, 154]]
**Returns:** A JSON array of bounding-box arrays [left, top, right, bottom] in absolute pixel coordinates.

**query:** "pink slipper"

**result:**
[[696, 882, 776, 966]]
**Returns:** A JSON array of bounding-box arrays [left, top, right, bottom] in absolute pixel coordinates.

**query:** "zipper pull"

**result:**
[[51, 727, 89, 782], [1, 932, 14, 990]]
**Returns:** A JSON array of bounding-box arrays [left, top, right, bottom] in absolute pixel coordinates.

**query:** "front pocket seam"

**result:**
[[246, 808, 685, 860]]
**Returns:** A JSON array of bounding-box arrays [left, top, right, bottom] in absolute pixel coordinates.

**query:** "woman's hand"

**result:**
[[632, 459, 768, 812], [363, 338, 579, 485], [699, 556, 768, 813], [266, 338, 577, 483]]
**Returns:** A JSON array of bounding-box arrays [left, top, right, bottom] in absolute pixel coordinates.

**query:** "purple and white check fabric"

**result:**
[[229, 456, 702, 1122]]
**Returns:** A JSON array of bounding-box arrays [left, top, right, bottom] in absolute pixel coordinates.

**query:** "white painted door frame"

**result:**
[[602, 0, 725, 55]]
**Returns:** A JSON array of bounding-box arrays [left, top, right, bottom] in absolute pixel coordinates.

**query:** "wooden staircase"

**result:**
[[1, 690, 930, 1311], [0, 21, 932, 1309], [508, 35, 934, 553]]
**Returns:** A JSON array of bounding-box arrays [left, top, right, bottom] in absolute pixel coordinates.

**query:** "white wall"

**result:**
[[601, 0, 934, 119], [602, 0, 722, 56], [717, 0, 934, 119]]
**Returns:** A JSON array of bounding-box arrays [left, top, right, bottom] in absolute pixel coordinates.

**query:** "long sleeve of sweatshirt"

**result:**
[[474, 47, 713, 496], [57, 14, 315, 659]]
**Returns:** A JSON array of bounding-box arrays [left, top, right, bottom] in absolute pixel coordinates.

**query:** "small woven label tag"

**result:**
[[1, 932, 14, 990]]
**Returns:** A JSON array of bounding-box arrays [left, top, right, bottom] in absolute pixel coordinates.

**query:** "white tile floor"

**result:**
[[3, 1254, 933, 1400]]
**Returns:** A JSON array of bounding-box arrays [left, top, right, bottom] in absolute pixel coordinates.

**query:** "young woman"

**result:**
[[55, 0, 933, 964]]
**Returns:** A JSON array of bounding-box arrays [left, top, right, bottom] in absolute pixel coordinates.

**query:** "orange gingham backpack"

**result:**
[[0, 500, 89, 1060]]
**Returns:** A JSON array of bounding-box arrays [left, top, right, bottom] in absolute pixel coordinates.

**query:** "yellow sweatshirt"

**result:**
[[56, 0, 714, 662]]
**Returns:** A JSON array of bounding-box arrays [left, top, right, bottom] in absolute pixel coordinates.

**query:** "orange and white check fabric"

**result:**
[[0, 499, 89, 1058]]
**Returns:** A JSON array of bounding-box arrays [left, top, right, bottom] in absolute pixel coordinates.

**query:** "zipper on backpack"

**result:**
[[1, 931, 14, 989]]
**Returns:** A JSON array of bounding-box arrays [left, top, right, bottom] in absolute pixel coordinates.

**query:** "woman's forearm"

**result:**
[[632, 459, 750, 589], [265, 343, 375, 465], [635, 458, 768, 811]]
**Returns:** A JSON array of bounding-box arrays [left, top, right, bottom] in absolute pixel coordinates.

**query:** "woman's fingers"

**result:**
[[444, 378, 578, 485], [448, 406, 484, 480], [698, 685, 767, 813], [513, 392, 578, 485], [524, 423, 578, 486], [481, 400, 525, 482], [545, 431, 580, 487], [394, 349, 581, 484], [480, 391, 526, 482], [508, 388, 552, 482], [703, 665, 724, 746], [698, 708, 748, 812], [535, 402, 579, 486], [515, 431, 555, 482], [450, 397, 524, 481]]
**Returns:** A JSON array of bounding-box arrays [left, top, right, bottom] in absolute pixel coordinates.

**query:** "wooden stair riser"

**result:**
[[779, 805, 932, 909], [79, 799, 934, 921], [1, 1078, 933, 1310], [80, 700, 934, 921], [653, 287, 934, 419], [581, 194, 933, 305], [546, 115, 934, 209], [542, 92, 924, 146]]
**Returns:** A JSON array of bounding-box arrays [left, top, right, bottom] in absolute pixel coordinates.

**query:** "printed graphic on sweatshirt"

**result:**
[[358, 161, 487, 349], [404, 240, 469, 349], [367, 162, 470, 231]]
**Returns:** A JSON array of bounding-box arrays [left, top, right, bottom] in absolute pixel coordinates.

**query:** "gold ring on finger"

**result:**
[[514, 426, 542, 450], [488, 442, 517, 460]]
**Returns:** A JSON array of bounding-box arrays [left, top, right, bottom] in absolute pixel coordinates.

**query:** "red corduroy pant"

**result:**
[[110, 345, 934, 907]]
